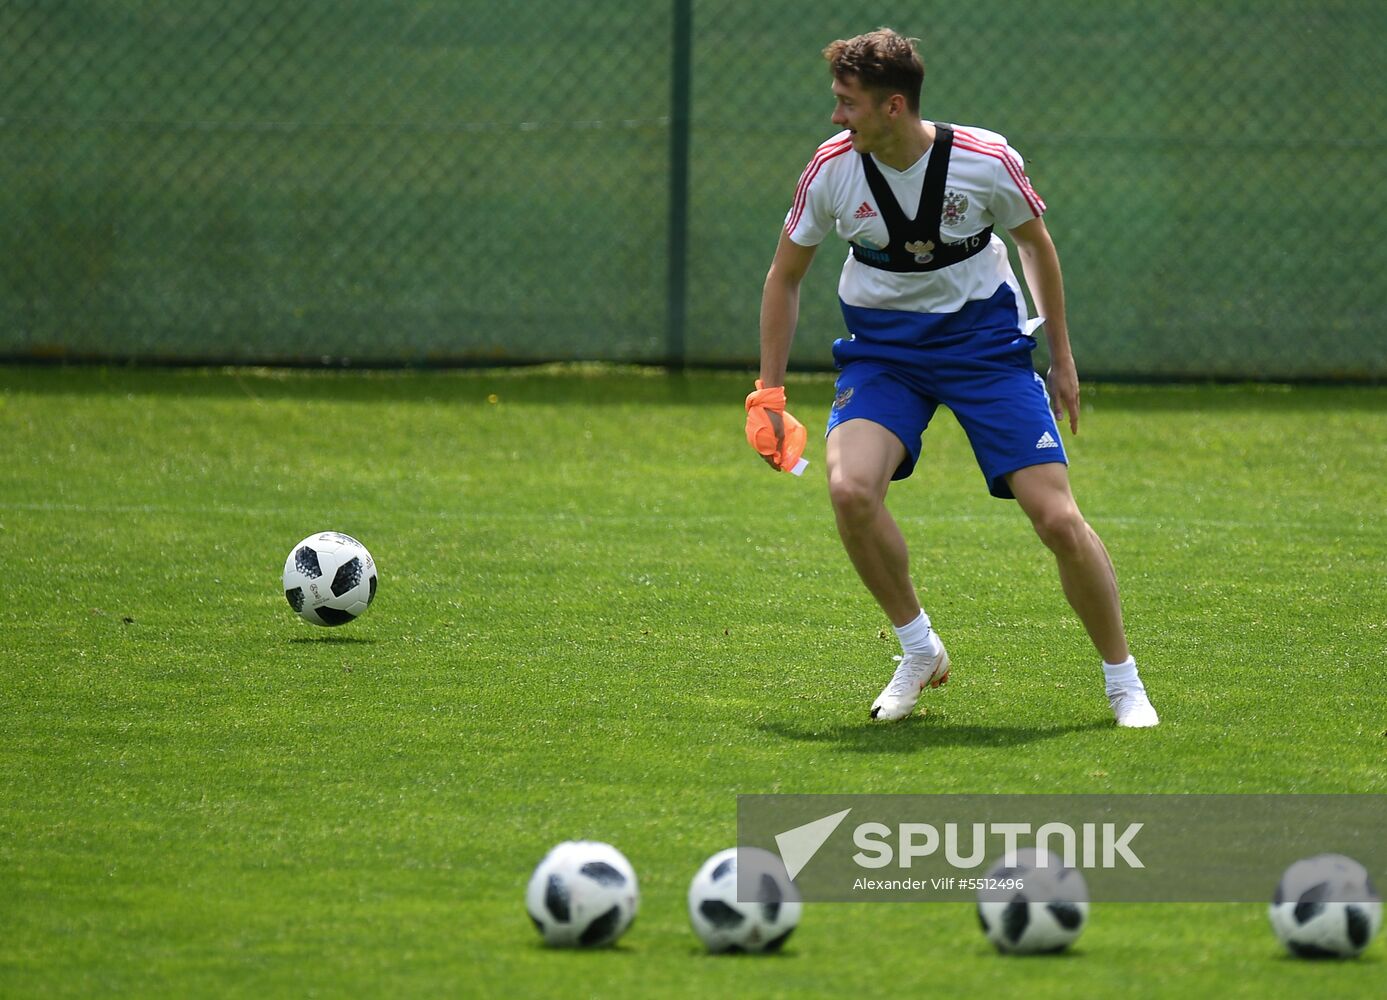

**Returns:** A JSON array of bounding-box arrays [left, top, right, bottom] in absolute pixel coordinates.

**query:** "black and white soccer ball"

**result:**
[[1269, 853, 1382, 959], [525, 841, 639, 948], [687, 847, 802, 954], [282, 531, 377, 627], [977, 848, 1090, 955]]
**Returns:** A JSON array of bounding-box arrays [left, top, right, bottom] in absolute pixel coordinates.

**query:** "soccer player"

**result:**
[[745, 28, 1158, 727]]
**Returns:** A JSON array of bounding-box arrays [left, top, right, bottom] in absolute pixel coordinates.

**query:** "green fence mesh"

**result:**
[[3, 1, 1384, 378]]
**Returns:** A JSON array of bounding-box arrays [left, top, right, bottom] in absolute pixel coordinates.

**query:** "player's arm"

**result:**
[[1009, 216, 1079, 434], [747, 231, 818, 471], [758, 230, 818, 386]]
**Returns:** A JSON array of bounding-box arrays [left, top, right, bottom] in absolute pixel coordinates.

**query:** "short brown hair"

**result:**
[[823, 28, 924, 111]]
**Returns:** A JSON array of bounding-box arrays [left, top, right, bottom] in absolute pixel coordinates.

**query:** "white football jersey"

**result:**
[[785, 123, 1045, 316]]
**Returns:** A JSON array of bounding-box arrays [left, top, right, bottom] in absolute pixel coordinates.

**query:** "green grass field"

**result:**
[[2, 365, 1384, 998]]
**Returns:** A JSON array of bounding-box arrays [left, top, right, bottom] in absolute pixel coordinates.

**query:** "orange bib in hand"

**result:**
[[745, 380, 807, 474]]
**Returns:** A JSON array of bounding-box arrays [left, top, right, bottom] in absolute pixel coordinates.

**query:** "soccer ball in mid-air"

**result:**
[[977, 848, 1090, 954], [282, 531, 377, 627], [1269, 854, 1382, 958], [687, 847, 802, 953], [526, 841, 639, 948]]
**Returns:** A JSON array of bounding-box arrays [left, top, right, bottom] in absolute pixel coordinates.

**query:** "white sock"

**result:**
[[1103, 656, 1141, 692], [893, 610, 935, 656]]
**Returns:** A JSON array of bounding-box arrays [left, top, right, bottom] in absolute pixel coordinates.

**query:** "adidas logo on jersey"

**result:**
[[853, 201, 878, 219], [1036, 431, 1060, 450]]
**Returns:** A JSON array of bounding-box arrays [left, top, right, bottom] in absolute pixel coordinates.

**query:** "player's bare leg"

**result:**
[[826, 419, 949, 720], [1007, 463, 1126, 660], [826, 419, 918, 626], [1007, 462, 1157, 727]]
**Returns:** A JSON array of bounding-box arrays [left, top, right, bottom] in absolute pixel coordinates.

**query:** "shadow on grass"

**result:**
[[5, 365, 1382, 411], [756, 716, 1111, 753], [988, 948, 1086, 960], [527, 940, 640, 956], [0, 363, 787, 407], [1081, 382, 1387, 412], [685, 948, 800, 960], [286, 635, 378, 645]]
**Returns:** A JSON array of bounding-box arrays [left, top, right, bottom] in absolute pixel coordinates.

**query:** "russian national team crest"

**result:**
[[904, 240, 935, 264], [942, 190, 969, 227]]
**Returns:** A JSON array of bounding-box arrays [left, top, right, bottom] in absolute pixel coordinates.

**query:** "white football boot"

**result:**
[[1108, 685, 1160, 728], [870, 635, 950, 721]]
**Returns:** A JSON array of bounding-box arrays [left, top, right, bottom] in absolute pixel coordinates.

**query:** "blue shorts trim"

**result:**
[[826, 284, 1067, 499]]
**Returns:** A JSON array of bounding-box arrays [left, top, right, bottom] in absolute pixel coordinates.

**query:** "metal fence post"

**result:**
[[665, 0, 693, 371]]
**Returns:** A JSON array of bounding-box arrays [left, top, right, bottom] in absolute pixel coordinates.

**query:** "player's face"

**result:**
[[831, 76, 892, 153]]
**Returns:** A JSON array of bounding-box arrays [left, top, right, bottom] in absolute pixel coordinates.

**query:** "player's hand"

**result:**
[[1047, 357, 1081, 435], [758, 408, 787, 470], [745, 380, 807, 472]]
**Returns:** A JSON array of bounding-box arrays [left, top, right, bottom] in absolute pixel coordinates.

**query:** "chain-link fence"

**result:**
[[3, 1, 1384, 379]]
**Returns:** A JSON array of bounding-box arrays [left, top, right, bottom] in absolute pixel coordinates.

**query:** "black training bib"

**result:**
[[849, 123, 994, 273]]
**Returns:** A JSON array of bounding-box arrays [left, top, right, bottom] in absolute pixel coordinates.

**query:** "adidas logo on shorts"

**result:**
[[1036, 431, 1060, 449]]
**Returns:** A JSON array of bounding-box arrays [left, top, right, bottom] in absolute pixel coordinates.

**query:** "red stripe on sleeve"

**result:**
[[953, 128, 1046, 217], [786, 136, 853, 235]]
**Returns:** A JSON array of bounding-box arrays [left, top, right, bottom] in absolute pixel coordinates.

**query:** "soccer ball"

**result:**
[[525, 841, 639, 948], [282, 531, 377, 627], [687, 847, 802, 953], [1269, 854, 1382, 958], [976, 848, 1089, 954]]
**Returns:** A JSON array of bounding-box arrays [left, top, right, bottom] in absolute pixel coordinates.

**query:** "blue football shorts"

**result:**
[[826, 283, 1067, 500]]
